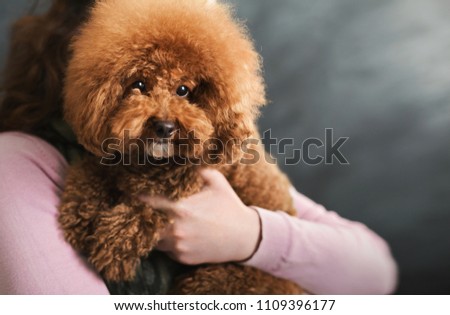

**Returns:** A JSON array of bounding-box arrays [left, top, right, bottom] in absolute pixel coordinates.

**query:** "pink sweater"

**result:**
[[0, 132, 397, 294]]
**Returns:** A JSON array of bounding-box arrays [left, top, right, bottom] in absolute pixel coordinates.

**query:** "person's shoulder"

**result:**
[[0, 131, 67, 170], [0, 131, 54, 155]]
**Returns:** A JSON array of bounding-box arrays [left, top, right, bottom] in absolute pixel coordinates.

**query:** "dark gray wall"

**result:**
[[1, 0, 449, 294]]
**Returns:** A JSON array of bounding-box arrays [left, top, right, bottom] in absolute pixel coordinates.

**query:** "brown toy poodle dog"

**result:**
[[59, 0, 303, 294]]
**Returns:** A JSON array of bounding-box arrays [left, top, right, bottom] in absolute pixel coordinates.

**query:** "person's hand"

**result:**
[[139, 169, 261, 265]]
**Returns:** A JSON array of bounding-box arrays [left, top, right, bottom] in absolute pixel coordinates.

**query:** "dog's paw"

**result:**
[[86, 203, 168, 281]]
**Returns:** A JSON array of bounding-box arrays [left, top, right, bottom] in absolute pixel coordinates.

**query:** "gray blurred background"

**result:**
[[1, 0, 449, 294]]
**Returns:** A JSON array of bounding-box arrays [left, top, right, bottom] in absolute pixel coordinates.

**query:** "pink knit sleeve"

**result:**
[[0, 132, 108, 294], [244, 188, 398, 294]]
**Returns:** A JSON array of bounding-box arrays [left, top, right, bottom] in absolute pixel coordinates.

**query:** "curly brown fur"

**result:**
[[58, 0, 303, 294], [171, 264, 302, 295]]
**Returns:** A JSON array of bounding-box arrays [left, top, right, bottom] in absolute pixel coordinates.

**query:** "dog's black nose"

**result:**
[[154, 121, 176, 139]]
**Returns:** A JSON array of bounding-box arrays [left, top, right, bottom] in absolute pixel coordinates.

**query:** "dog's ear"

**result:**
[[64, 72, 124, 156], [192, 0, 266, 163], [209, 77, 265, 163], [200, 46, 266, 164]]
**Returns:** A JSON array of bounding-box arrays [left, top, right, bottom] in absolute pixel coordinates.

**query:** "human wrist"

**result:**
[[234, 205, 262, 262]]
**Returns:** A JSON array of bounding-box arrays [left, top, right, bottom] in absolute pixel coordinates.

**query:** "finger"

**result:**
[[155, 220, 175, 251], [158, 220, 174, 238], [199, 168, 227, 188], [139, 195, 180, 216], [155, 238, 174, 252]]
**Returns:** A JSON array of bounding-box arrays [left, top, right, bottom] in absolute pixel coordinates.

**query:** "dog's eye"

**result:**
[[176, 85, 190, 97], [131, 81, 147, 93]]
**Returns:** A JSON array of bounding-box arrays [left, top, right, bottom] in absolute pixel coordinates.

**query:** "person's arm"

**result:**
[[144, 169, 398, 295], [0, 132, 109, 294], [244, 189, 398, 294]]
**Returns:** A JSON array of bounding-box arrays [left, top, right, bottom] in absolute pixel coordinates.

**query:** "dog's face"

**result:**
[[64, 0, 265, 163]]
